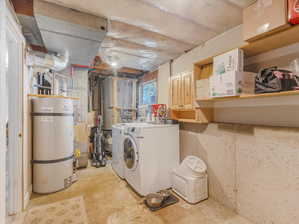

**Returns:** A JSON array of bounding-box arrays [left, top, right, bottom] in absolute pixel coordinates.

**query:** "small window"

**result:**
[[142, 80, 157, 105]]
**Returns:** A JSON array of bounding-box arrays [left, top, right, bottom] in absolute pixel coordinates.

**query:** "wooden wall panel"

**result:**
[[11, 0, 33, 16]]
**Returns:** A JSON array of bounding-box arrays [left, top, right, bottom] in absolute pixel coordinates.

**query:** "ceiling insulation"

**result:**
[[100, 37, 176, 70], [102, 37, 179, 58], [140, 0, 243, 33], [227, 0, 257, 8], [42, 0, 255, 71], [43, 0, 217, 44], [108, 20, 194, 54], [98, 49, 160, 71]]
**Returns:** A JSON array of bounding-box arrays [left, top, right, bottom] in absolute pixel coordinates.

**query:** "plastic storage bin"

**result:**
[[172, 156, 208, 204]]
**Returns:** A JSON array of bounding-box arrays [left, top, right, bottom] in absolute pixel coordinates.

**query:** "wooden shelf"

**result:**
[[177, 119, 207, 124], [170, 108, 213, 124], [189, 25, 299, 126], [242, 24, 299, 57], [197, 90, 299, 102], [194, 24, 299, 67], [28, 94, 80, 100]]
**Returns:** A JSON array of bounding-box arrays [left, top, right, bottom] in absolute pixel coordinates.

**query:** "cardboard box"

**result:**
[[213, 49, 244, 76], [243, 0, 289, 41], [210, 71, 257, 98]]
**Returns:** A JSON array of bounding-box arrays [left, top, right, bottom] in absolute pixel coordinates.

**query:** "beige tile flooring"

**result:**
[[23, 165, 253, 224]]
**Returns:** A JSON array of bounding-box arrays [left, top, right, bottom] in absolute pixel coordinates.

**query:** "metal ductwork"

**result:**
[[27, 50, 69, 71], [33, 0, 107, 65], [12, 0, 107, 66]]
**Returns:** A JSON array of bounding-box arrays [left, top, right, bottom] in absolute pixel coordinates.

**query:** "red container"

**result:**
[[288, 0, 299, 24], [151, 104, 166, 117]]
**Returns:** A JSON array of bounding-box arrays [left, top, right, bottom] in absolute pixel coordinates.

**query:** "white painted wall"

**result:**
[[157, 62, 170, 106], [180, 123, 299, 224], [171, 25, 245, 76]]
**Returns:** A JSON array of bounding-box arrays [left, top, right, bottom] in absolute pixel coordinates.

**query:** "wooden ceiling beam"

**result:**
[[72, 63, 143, 75], [93, 64, 143, 75], [30, 44, 48, 53], [11, 0, 34, 16]]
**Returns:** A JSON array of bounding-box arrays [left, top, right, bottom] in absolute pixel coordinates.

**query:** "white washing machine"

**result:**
[[112, 122, 149, 179], [123, 123, 180, 196], [112, 123, 127, 179]]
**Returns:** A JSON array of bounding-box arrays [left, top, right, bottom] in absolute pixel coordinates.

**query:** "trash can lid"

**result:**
[[183, 156, 207, 174]]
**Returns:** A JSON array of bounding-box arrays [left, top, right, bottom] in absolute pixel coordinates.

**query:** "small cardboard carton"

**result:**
[[210, 71, 256, 98], [213, 49, 244, 76]]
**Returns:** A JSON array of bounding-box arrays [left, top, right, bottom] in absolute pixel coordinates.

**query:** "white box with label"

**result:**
[[213, 49, 244, 76], [210, 71, 256, 98]]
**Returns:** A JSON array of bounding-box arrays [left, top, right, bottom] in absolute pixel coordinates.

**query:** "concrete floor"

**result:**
[[25, 165, 254, 224]]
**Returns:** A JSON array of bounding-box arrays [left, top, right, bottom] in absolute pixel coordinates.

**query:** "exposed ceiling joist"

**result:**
[[43, 0, 217, 45], [11, 0, 34, 16]]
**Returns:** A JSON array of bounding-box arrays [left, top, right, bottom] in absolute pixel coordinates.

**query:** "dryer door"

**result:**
[[123, 135, 138, 171]]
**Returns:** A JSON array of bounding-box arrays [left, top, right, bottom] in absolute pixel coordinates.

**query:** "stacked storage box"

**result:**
[[210, 49, 256, 98]]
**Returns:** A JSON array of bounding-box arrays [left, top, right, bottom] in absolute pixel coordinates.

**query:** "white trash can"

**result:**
[[172, 156, 208, 204]]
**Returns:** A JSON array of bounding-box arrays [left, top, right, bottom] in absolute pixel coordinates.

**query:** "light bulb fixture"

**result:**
[[110, 61, 118, 67]]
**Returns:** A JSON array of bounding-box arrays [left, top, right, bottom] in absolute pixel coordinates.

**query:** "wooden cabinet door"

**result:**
[[171, 75, 182, 109], [182, 72, 193, 109]]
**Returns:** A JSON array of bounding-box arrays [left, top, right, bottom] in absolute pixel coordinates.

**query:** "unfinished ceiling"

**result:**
[[43, 0, 256, 71]]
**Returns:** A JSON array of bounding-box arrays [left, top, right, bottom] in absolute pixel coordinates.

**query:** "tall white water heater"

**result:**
[[32, 97, 74, 193]]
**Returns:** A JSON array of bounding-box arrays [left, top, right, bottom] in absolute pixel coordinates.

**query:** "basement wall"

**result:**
[[158, 25, 299, 224], [157, 62, 170, 106]]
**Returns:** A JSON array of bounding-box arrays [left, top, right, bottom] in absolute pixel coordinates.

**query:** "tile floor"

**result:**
[[23, 165, 253, 224]]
